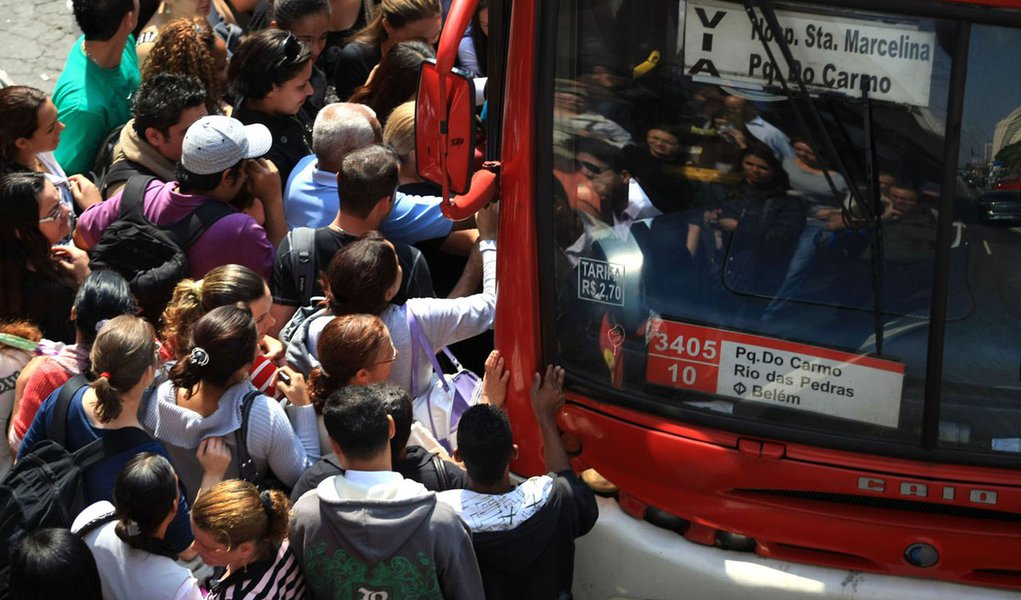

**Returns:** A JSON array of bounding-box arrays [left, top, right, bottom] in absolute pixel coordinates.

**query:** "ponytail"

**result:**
[[112, 453, 179, 558], [89, 315, 158, 424], [169, 304, 257, 394], [192, 481, 291, 559], [160, 278, 204, 359]]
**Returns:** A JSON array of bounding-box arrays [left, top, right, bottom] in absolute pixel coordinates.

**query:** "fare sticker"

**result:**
[[577, 258, 626, 307], [646, 319, 904, 428]]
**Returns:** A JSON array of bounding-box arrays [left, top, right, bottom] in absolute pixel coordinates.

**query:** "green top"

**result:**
[[52, 35, 140, 176]]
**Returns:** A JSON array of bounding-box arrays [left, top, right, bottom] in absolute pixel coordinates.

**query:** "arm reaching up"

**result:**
[[530, 365, 570, 474]]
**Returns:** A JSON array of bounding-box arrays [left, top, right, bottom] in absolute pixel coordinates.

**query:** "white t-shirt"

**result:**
[[72, 501, 201, 600]]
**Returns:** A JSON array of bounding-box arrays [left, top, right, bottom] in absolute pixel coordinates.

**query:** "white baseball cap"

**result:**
[[180, 115, 273, 175]]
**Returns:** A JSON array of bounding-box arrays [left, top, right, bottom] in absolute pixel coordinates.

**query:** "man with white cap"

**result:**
[[75, 115, 281, 279]]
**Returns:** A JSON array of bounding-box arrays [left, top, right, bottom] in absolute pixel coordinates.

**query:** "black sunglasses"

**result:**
[[274, 32, 302, 68], [577, 159, 608, 175]]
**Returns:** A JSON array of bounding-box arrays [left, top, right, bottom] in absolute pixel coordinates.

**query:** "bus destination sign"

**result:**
[[684, 0, 937, 106], [646, 318, 904, 427]]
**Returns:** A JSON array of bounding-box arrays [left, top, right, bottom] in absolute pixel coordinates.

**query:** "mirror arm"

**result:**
[[441, 161, 500, 221]]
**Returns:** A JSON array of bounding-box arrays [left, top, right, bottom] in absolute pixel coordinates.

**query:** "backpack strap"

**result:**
[[118, 175, 157, 221], [289, 227, 318, 306], [235, 390, 263, 484], [100, 160, 149, 197], [74, 511, 117, 539], [406, 306, 451, 444], [431, 452, 449, 490], [49, 374, 90, 448], [165, 199, 236, 249]]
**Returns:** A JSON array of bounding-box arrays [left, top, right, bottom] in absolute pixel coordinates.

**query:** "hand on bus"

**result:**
[[476, 200, 499, 241], [480, 350, 510, 408], [531, 364, 566, 424]]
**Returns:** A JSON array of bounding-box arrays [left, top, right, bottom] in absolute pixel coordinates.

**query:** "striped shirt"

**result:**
[[207, 540, 306, 600]]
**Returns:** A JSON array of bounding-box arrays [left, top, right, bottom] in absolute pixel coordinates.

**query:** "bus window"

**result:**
[[940, 23, 1021, 454], [547, 0, 958, 445]]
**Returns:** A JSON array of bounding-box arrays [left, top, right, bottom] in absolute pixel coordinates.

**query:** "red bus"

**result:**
[[419, 0, 1021, 596]]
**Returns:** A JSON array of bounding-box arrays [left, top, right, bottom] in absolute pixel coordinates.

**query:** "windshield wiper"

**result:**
[[742, 0, 886, 352], [741, 0, 865, 217], [862, 85, 886, 353]]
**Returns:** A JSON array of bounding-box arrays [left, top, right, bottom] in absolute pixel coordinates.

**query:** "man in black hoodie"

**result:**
[[438, 365, 599, 599]]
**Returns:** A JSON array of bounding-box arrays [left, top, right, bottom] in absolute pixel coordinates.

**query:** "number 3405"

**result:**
[[650, 333, 718, 361]]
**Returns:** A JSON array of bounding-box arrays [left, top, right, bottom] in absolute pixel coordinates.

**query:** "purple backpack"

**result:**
[[406, 307, 481, 452]]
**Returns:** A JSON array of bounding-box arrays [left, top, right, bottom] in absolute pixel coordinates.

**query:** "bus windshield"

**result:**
[[546, 0, 1021, 457]]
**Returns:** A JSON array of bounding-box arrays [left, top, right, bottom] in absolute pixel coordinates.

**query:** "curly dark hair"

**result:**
[[142, 18, 223, 114]]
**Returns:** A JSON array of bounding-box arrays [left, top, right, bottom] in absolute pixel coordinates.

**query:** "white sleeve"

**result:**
[[409, 245, 496, 350], [246, 396, 318, 488]]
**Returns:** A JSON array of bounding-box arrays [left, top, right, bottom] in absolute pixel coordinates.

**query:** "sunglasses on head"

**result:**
[[274, 32, 302, 68]]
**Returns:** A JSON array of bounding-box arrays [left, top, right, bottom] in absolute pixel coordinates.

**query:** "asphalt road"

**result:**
[[0, 0, 80, 92]]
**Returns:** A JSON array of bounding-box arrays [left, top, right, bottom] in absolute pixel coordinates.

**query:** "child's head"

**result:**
[[455, 404, 515, 486]]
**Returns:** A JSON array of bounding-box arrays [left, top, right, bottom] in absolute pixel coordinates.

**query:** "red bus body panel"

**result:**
[[482, 0, 1021, 590]]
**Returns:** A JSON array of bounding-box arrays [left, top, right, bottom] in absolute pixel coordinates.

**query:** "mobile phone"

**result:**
[[277, 371, 291, 385]]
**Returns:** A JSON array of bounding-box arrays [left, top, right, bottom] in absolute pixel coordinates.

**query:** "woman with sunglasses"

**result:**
[[0, 86, 102, 221], [190, 480, 306, 599], [0, 172, 90, 343], [19, 316, 219, 558], [333, 0, 442, 101], [228, 29, 315, 187], [161, 264, 284, 397]]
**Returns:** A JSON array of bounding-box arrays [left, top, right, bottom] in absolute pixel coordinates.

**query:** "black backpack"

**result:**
[[236, 391, 292, 495], [98, 158, 151, 199], [0, 376, 153, 593], [88, 124, 125, 187], [88, 175, 234, 319]]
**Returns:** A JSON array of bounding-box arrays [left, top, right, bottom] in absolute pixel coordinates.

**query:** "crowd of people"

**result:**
[[0, 0, 597, 598], [548, 57, 940, 370]]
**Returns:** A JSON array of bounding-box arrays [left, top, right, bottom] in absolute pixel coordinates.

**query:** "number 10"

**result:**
[[667, 363, 697, 385]]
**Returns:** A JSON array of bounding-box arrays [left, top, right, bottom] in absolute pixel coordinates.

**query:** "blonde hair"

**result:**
[[191, 480, 289, 555], [382, 100, 415, 161], [348, 0, 440, 48], [160, 264, 267, 358]]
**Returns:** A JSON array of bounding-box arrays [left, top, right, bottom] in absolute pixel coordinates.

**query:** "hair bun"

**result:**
[[189, 347, 210, 367]]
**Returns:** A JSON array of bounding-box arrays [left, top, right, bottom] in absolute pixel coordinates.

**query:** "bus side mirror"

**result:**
[[416, 59, 476, 196]]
